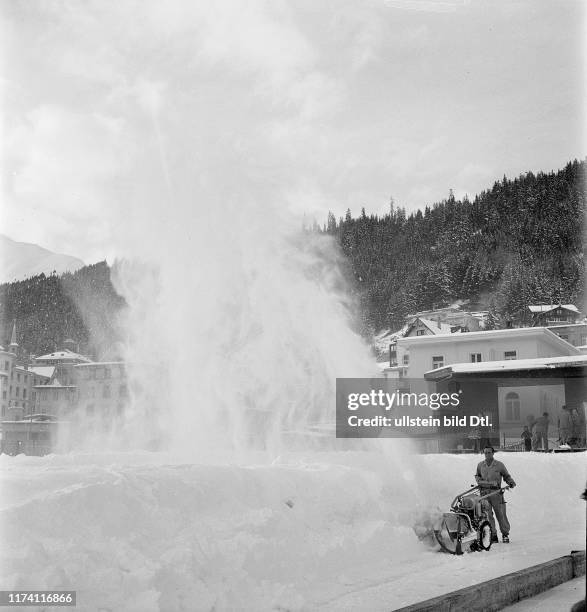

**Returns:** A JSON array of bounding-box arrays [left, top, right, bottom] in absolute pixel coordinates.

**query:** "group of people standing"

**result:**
[[521, 405, 586, 451]]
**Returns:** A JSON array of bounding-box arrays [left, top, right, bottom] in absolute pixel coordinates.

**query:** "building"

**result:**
[[389, 327, 580, 379], [404, 317, 453, 337], [0, 325, 129, 454], [0, 323, 52, 421], [384, 327, 583, 449], [0, 414, 64, 456], [425, 355, 587, 449], [406, 307, 488, 333], [529, 304, 581, 326], [0, 345, 17, 419]]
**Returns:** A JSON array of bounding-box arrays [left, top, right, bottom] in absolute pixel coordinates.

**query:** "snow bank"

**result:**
[[0, 451, 584, 611]]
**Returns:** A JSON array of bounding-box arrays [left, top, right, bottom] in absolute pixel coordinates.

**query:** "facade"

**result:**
[[0, 347, 16, 419], [74, 362, 128, 425], [388, 327, 580, 379], [546, 323, 587, 350]]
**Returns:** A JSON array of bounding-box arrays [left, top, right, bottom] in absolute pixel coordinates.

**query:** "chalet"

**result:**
[[529, 304, 581, 327]]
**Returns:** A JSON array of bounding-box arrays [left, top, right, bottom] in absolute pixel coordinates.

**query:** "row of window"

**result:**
[[35, 385, 128, 402], [82, 367, 124, 381], [83, 384, 127, 399], [86, 403, 125, 417], [431, 350, 518, 370], [3, 386, 29, 399], [556, 333, 587, 346]]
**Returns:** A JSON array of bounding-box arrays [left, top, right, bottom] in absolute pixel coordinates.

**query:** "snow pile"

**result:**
[[0, 451, 584, 611]]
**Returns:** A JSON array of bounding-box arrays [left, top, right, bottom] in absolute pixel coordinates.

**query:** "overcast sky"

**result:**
[[1, 0, 585, 264]]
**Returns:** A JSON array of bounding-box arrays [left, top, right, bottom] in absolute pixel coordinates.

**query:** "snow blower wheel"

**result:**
[[478, 520, 492, 551]]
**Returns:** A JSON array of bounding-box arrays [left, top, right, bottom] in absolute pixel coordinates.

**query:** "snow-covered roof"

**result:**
[[406, 317, 455, 336], [398, 326, 582, 350], [425, 354, 587, 377], [528, 304, 579, 314], [373, 325, 409, 354], [35, 379, 76, 388], [546, 323, 587, 330], [420, 318, 452, 335], [25, 366, 55, 379], [34, 349, 91, 363], [74, 361, 124, 368]]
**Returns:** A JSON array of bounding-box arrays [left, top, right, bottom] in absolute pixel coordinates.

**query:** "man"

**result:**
[[533, 412, 550, 451], [475, 446, 516, 543], [521, 426, 532, 451], [558, 405, 573, 446]]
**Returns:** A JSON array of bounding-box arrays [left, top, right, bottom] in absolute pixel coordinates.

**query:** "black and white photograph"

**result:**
[[0, 1, 585, 610]]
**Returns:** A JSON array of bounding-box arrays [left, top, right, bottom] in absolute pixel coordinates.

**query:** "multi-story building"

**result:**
[[384, 327, 583, 447], [1, 324, 129, 454], [72, 361, 128, 424]]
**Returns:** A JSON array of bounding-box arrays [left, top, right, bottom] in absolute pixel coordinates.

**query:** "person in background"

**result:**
[[521, 426, 532, 451], [558, 405, 573, 446], [475, 446, 516, 543], [533, 412, 550, 451]]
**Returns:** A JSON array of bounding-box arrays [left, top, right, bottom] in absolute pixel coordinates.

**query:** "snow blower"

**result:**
[[414, 485, 510, 555]]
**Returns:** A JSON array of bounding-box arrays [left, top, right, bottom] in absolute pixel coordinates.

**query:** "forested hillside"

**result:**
[[1, 160, 584, 357], [0, 262, 126, 359], [324, 159, 585, 331]]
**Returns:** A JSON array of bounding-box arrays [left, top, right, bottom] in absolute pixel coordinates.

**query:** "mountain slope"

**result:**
[[0, 235, 85, 283]]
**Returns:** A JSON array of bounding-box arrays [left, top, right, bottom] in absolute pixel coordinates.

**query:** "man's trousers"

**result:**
[[482, 491, 510, 537]]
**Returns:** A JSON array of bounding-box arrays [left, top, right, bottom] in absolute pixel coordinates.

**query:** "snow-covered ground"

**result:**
[[1, 451, 584, 611]]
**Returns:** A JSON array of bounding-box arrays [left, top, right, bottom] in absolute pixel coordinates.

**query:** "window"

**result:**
[[470, 353, 482, 363], [105, 367, 112, 379], [505, 392, 520, 420], [17, 373, 21, 382], [416, 330, 426, 336], [432, 356, 444, 369], [23, 389, 27, 399], [504, 350, 517, 360], [3, 361, 8, 371], [581, 335, 587, 346], [402, 354, 410, 366], [119, 385, 128, 398], [1, 390, 5, 399]]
